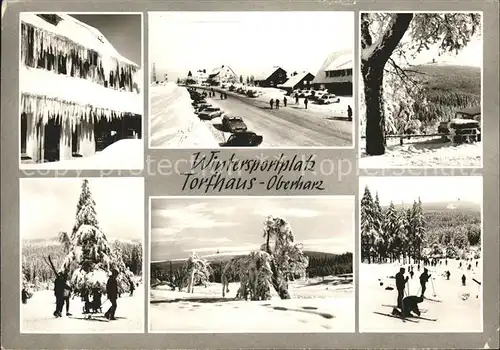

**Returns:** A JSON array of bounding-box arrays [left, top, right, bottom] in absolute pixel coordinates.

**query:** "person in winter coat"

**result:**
[[419, 268, 431, 298], [461, 274, 466, 286], [295, 95, 299, 104], [53, 272, 72, 317], [395, 267, 409, 309], [347, 105, 352, 121], [269, 99, 274, 109], [283, 97, 287, 107], [129, 277, 135, 297], [304, 97, 309, 109], [105, 269, 119, 320], [275, 99, 280, 109], [392, 295, 424, 318], [446, 270, 451, 280]]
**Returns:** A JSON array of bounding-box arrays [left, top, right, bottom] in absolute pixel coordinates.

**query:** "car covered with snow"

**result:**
[[222, 115, 248, 133], [194, 103, 211, 114], [310, 90, 328, 101], [198, 106, 223, 120], [317, 94, 340, 104], [438, 106, 481, 142], [221, 131, 263, 147]]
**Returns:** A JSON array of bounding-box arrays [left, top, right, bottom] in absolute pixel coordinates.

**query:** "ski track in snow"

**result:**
[[360, 262, 482, 332], [22, 285, 145, 333], [150, 277, 354, 332]]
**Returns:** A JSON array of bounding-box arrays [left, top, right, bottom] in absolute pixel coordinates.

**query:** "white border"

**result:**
[[357, 11, 484, 170], [357, 176, 484, 333], [18, 12, 145, 171], [147, 195, 356, 334], [147, 11, 356, 150], [19, 176, 146, 334]]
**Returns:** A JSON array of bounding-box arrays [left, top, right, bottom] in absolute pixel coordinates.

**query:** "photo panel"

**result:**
[[19, 12, 144, 170], [148, 11, 355, 149], [20, 177, 145, 333], [149, 196, 355, 333], [358, 12, 483, 168], [359, 176, 483, 332]]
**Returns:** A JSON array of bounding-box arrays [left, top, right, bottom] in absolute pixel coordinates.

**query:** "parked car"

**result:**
[[195, 103, 211, 114], [246, 90, 259, 98], [317, 94, 340, 104], [222, 115, 248, 133], [191, 99, 207, 107], [310, 90, 328, 101], [221, 131, 263, 147], [438, 106, 481, 142], [198, 106, 223, 120]]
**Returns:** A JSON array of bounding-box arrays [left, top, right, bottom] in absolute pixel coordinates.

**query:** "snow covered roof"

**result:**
[[208, 65, 238, 78], [312, 50, 353, 85], [21, 13, 138, 67], [21, 66, 143, 116], [254, 67, 286, 81], [279, 72, 314, 88]]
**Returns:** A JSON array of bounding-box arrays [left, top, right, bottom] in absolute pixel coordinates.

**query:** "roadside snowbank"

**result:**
[[21, 139, 144, 170], [150, 83, 219, 148]]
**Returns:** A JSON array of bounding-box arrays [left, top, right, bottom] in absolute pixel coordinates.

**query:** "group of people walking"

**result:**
[[49, 269, 131, 321]]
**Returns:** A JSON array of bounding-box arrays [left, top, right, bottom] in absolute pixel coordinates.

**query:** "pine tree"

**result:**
[[360, 186, 376, 263], [411, 198, 426, 261], [382, 202, 401, 262]]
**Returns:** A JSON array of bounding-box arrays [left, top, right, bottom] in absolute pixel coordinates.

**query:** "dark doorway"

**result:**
[[21, 113, 27, 154], [43, 119, 61, 162], [72, 124, 79, 156]]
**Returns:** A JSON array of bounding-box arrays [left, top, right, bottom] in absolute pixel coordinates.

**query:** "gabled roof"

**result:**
[[312, 50, 353, 85], [279, 72, 314, 88], [254, 66, 287, 81], [208, 65, 238, 78], [21, 13, 138, 67]]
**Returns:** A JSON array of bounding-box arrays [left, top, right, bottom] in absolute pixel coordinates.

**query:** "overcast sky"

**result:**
[[151, 197, 354, 261], [71, 14, 142, 65], [20, 178, 144, 241], [360, 176, 482, 206], [149, 12, 354, 81]]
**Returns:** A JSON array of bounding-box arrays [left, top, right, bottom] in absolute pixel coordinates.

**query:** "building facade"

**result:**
[[311, 51, 353, 96], [20, 13, 142, 164], [254, 67, 288, 88], [207, 65, 238, 85], [278, 72, 315, 92]]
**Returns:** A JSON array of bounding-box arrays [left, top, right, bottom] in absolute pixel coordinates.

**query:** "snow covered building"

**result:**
[[311, 50, 353, 96], [206, 65, 238, 85], [254, 66, 287, 88], [20, 13, 143, 164], [278, 72, 315, 93]]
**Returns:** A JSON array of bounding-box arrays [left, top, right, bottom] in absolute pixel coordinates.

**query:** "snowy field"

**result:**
[[150, 276, 354, 332], [150, 83, 218, 148], [359, 137, 482, 168], [21, 139, 144, 170], [359, 260, 482, 332], [21, 284, 144, 333]]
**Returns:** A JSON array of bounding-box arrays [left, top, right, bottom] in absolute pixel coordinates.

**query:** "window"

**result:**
[[36, 14, 63, 26]]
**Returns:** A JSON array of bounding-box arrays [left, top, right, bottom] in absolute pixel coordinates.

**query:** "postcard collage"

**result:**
[[16, 10, 485, 338]]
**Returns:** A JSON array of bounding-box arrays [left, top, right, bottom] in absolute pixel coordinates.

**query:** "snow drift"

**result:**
[[150, 83, 219, 148]]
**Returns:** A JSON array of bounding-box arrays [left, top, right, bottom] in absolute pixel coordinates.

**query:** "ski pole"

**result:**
[[430, 278, 436, 297]]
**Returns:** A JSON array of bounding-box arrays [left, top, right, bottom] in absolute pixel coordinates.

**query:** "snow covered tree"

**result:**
[[361, 186, 377, 263], [177, 253, 211, 293], [262, 216, 308, 299], [409, 198, 426, 261], [361, 12, 481, 155], [59, 179, 135, 296]]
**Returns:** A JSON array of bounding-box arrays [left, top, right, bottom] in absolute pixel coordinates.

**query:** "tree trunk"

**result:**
[[363, 63, 386, 155], [269, 260, 290, 299]]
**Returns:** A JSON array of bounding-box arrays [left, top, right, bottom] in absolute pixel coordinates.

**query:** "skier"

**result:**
[[283, 97, 287, 107], [347, 105, 352, 121], [417, 264, 420, 272], [22, 287, 29, 304], [275, 99, 280, 109], [304, 97, 309, 109], [459, 261, 462, 268], [295, 95, 299, 104], [105, 269, 119, 320], [53, 272, 72, 317], [468, 264, 472, 271], [129, 277, 135, 297], [392, 295, 424, 318], [269, 99, 274, 109], [445, 259, 448, 266], [476, 261, 478, 268], [446, 270, 451, 280], [395, 267, 409, 309], [461, 274, 466, 286], [419, 268, 431, 298]]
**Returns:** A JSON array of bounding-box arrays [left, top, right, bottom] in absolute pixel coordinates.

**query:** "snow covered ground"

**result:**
[[150, 83, 219, 148], [359, 260, 482, 332], [21, 283, 145, 333], [359, 137, 482, 168], [150, 276, 354, 332], [21, 139, 144, 170]]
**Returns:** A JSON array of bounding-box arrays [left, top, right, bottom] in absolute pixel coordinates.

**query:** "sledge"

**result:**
[[373, 311, 419, 323]]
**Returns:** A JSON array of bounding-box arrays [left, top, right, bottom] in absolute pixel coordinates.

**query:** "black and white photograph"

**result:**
[[20, 178, 144, 333], [149, 12, 354, 148], [149, 197, 354, 332], [359, 12, 482, 168], [359, 176, 482, 332], [19, 13, 143, 169]]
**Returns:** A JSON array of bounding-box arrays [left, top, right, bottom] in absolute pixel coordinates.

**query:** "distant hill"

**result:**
[[410, 64, 481, 96], [386, 200, 481, 213]]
